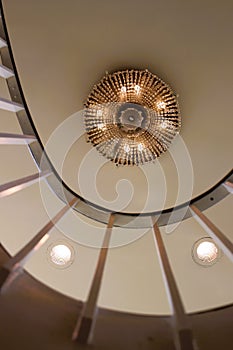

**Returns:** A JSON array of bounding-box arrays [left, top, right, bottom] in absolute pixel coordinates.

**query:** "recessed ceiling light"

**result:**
[[192, 238, 221, 267], [47, 242, 75, 268]]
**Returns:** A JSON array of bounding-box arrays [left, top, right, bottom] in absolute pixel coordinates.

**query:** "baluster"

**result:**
[[152, 221, 196, 350], [0, 171, 51, 198], [72, 213, 115, 344]]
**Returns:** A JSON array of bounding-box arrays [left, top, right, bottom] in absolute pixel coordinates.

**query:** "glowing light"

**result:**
[[160, 120, 169, 129], [196, 241, 218, 263], [134, 85, 141, 94], [192, 238, 220, 266], [121, 86, 127, 93], [138, 143, 144, 151], [97, 110, 103, 117], [124, 144, 130, 153], [157, 101, 166, 109], [97, 123, 106, 130], [49, 244, 73, 266]]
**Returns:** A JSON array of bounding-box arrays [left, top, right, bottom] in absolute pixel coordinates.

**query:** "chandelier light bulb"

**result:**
[[97, 123, 106, 130], [124, 144, 130, 153], [97, 110, 103, 117], [121, 86, 127, 93], [160, 120, 169, 129], [157, 101, 166, 109], [134, 85, 141, 94], [138, 143, 144, 151]]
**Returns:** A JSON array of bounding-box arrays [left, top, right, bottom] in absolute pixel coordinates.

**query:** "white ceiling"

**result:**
[[0, 0, 232, 314]]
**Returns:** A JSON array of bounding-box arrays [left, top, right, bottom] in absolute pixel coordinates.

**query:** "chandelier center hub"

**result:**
[[117, 103, 148, 133]]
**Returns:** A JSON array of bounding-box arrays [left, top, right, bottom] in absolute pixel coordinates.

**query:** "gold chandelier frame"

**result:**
[[84, 69, 181, 166]]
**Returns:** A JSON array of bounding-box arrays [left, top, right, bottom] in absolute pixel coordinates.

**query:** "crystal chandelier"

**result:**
[[84, 69, 181, 166]]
